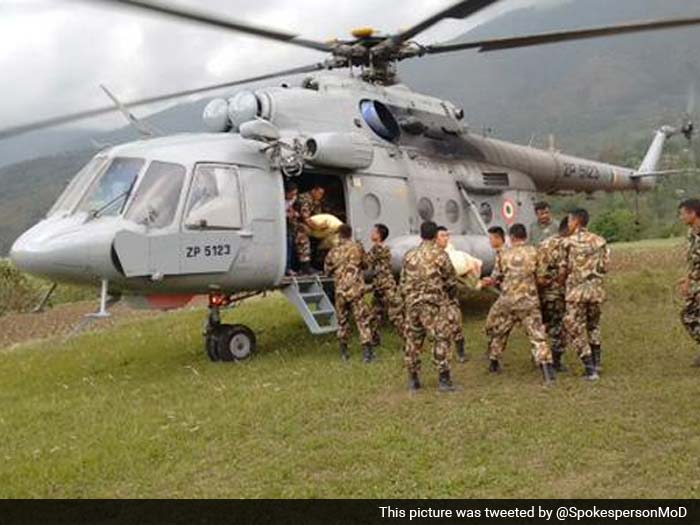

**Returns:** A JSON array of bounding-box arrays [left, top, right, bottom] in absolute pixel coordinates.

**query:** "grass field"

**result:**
[[1, 237, 699, 498]]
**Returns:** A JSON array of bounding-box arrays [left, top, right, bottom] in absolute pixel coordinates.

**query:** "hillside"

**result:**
[[1, 239, 699, 497], [3, 0, 700, 254]]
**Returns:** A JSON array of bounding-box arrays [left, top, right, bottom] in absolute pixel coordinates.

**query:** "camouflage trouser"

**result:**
[[485, 300, 552, 364], [563, 301, 601, 358], [370, 288, 405, 343], [541, 295, 566, 354], [336, 293, 373, 346], [404, 303, 452, 374], [295, 228, 311, 263], [681, 293, 700, 344], [444, 298, 465, 343]]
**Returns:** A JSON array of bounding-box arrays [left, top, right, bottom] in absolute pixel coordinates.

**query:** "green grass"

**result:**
[[1, 240, 700, 498]]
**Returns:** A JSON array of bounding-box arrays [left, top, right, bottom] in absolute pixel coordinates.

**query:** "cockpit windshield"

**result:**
[[75, 157, 145, 217], [125, 161, 186, 228], [48, 155, 109, 216]]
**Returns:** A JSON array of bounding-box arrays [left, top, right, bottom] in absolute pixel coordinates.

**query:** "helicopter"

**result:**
[[5, 0, 700, 362]]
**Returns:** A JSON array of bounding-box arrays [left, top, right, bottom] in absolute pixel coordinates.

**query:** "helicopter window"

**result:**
[[125, 161, 186, 229], [417, 197, 434, 221], [445, 199, 460, 224], [76, 157, 145, 217], [359, 99, 400, 142], [363, 193, 381, 219], [185, 164, 242, 230], [48, 155, 109, 216], [480, 202, 494, 225]]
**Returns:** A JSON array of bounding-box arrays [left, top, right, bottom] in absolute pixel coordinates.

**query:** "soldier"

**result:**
[[367, 223, 404, 347], [530, 201, 557, 245], [436, 226, 468, 363], [400, 221, 458, 392], [482, 223, 555, 385], [324, 224, 375, 363], [284, 182, 299, 276], [295, 184, 326, 275], [537, 217, 570, 372], [677, 198, 700, 367], [487, 226, 506, 266], [560, 208, 609, 381]]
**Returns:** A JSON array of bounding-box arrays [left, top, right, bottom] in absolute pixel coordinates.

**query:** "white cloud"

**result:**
[[0, 0, 565, 130]]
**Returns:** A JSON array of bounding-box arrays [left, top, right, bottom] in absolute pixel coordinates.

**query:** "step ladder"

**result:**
[[281, 275, 338, 335]]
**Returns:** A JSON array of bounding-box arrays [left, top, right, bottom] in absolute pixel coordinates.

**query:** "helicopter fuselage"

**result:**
[[10, 73, 655, 301]]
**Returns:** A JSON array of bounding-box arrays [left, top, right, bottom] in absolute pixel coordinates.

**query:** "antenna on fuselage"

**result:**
[[99, 84, 162, 139]]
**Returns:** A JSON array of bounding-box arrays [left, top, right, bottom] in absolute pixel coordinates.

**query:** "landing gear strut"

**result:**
[[204, 292, 257, 362]]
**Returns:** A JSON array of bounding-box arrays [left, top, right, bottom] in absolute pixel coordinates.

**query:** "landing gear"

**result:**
[[204, 292, 257, 362]]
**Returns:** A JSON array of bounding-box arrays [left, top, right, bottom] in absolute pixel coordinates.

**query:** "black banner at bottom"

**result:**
[[0, 499, 698, 524]]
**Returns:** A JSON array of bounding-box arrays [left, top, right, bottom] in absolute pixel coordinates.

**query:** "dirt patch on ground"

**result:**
[[0, 301, 163, 350]]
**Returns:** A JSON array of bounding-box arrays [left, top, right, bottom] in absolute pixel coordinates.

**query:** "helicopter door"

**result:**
[[179, 163, 243, 274]]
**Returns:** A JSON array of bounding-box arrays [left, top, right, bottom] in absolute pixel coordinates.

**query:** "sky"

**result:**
[[0, 0, 568, 132]]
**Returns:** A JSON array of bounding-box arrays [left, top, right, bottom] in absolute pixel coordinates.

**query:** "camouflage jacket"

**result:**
[[560, 228, 610, 303], [400, 241, 458, 308], [530, 219, 557, 245], [686, 226, 700, 294], [325, 239, 367, 301], [537, 235, 566, 301], [491, 243, 543, 310], [367, 244, 397, 294], [295, 192, 325, 223]]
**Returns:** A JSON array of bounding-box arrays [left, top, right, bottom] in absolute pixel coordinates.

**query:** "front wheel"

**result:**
[[217, 324, 257, 362]]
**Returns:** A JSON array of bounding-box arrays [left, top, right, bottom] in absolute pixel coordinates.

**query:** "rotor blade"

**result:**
[[0, 62, 327, 140], [424, 17, 700, 54], [390, 0, 502, 45], [93, 0, 333, 53]]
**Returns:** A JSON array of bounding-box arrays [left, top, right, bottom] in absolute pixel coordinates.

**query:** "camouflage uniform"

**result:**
[[530, 219, 557, 245], [294, 192, 325, 264], [444, 296, 465, 345], [400, 241, 458, 374], [681, 225, 700, 343], [366, 244, 404, 342], [537, 235, 567, 355], [485, 244, 552, 364], [560, 228, 610, 358], [324, 239, 373, 346]]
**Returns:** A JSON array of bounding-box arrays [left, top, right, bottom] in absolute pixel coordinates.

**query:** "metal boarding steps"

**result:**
[[281, 275, 338, 335]]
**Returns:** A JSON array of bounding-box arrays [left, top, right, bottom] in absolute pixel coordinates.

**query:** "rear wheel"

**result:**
[[217, 324, 257, 362]]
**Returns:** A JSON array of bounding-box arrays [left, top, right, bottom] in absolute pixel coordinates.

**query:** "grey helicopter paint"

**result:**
[[4, 0, 700, 359], [11, 72, 658, 292]]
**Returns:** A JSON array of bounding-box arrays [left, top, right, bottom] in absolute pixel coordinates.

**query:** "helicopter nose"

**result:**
[[9, 218, 122, 283], [9, 227, 86, 279]]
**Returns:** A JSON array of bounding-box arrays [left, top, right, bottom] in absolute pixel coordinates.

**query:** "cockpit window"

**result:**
[[125, 161, 186, 228], [76, 157, 145, 217], [48, 155, 109, 216], [185, 164, 242, 230]]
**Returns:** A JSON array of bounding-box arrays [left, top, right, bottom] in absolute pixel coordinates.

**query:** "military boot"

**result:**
[[591, 344, 602, 373], [552, 349, 568, 373], [581, 355, 599, 381], [339, 343, 350, 361], [488, 358, 502, 374], [362, 344, 375, 363], [438, 370, 455, 392], [540, 362, 556, 386], [456, 340, 469, 363], [408, 372, 421, 391]]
